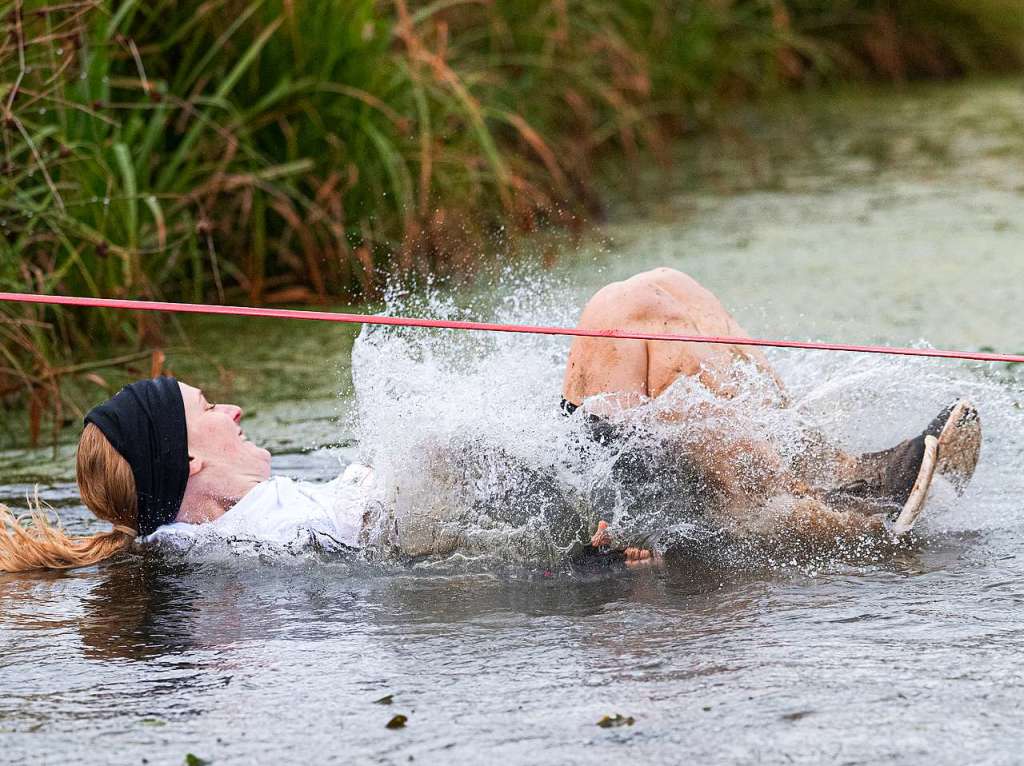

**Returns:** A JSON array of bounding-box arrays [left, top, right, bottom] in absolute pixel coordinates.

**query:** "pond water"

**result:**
[[3, 80, 1024, 764]]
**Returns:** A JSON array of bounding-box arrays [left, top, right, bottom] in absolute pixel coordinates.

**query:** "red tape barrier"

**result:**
[[1, 291, 1022, 364]]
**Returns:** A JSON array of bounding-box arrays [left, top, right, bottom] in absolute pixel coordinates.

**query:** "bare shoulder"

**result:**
[[574, 279, 627, 325], [634, 267, 720, 303], [627, 267, 702, 290], [578, 268, 708, 326]]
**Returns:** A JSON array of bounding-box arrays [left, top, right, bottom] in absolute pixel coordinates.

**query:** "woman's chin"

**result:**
[[257, 447, 273, 476], [241, 442, 273, 478]]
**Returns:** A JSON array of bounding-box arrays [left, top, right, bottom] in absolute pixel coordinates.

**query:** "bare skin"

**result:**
[[563, 267, 786, 408], [591, 521, 660, 567], [563, 268, 882, 545], [175, 383, 272, 524]]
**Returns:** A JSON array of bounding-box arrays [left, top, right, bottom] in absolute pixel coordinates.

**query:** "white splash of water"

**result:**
[[350, 268, 1024, 568]]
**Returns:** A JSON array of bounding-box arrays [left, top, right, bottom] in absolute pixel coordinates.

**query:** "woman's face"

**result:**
[[178, 382, 272, 483]]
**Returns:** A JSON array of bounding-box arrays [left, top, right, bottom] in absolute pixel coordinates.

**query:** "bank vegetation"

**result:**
[[1, 0, 1022, 443]]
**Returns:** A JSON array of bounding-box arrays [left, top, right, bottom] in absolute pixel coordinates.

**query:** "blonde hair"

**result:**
[[0, 424, 138, 573]]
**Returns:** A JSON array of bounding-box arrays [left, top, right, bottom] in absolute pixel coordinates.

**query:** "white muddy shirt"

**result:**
[[146, 465, 376, 551]]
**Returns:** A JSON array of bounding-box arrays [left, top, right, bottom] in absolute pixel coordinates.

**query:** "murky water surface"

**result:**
[[3, 81, 1024, 764]]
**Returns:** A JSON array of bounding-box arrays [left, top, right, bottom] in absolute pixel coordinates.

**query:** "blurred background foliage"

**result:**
[[1, 0, 1022, 443]]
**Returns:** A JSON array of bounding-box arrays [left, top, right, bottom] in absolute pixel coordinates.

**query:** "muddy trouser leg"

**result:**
[[788, 427, 928, 517], [588, 441, 718, 555], [726, 493, 885, 546], [788, 428, 858, 492], [410, 444, 593, 564]]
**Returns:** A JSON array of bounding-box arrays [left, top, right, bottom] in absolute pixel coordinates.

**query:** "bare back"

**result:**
[[562, 268, 783, 410]]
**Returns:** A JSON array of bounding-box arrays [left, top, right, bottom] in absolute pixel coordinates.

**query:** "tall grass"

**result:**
[[1, 0, 1022, 445]]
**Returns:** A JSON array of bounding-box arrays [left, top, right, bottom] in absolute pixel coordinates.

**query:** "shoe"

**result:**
[[926, 399, 981, 494], [889, 435, 938, 536], [825, 399, 982, 528]]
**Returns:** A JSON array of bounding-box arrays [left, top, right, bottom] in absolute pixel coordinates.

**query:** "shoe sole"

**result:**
[[891, 435, 939, 536], [934, 399, 981, 494]]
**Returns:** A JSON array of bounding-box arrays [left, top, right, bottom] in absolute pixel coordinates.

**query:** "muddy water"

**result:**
[[2, 80, 1024, 764]]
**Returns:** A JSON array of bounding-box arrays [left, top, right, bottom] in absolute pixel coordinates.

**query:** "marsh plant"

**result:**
[[1, 0, 1022, 444]]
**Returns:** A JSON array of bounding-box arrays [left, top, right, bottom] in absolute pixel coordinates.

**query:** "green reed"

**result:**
[[1, 0, 1021, 445]]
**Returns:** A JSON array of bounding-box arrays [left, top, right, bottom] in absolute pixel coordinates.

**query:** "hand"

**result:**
[[590, 520, 612, 547], [590, 521, 662, 568], [623, 546, 661, 568]]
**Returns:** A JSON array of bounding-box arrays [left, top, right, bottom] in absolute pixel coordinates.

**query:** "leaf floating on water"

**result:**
[[184, 755, 210, 766], [596, 714, 635, 728], [386, 714, 408, 729], [374, 694, 395, 705], [140, 717, 166, 726], [781, 710, 813, 722]]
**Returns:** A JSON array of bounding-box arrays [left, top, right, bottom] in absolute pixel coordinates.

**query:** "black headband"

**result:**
[[84, 377, 189, 536]]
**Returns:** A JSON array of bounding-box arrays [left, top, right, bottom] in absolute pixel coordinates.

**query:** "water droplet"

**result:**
[[56, 48, 64, 56]]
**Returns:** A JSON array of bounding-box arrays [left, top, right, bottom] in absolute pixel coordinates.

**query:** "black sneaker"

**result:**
[[825, 400, 981, 532]]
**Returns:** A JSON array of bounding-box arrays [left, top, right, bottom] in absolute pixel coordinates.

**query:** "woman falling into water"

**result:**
[[0, 268, 981, 573]]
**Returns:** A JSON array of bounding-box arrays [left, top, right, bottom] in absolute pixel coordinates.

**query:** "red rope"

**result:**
[[1, 291, 1022, 364]]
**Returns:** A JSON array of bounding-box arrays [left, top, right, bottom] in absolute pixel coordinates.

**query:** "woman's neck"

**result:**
[[176, 474, 263, 524]]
